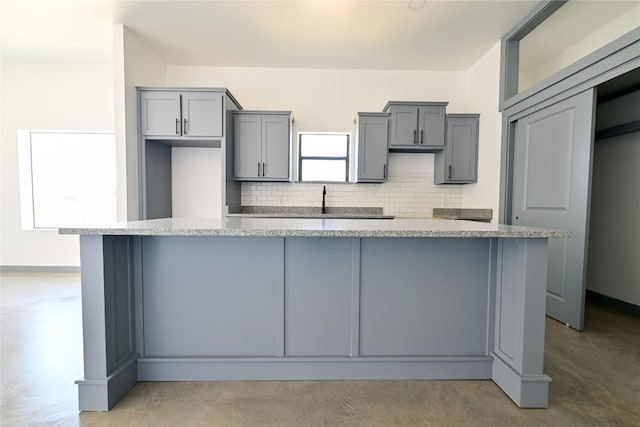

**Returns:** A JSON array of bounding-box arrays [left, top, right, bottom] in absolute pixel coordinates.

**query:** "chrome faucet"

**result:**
[[322, 185, 327, 214]]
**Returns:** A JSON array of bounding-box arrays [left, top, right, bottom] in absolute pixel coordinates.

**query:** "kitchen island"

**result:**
[[60, 217, 568, 411]]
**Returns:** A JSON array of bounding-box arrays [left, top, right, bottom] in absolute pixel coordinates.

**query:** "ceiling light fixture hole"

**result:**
[[408, 0, 426, 11]]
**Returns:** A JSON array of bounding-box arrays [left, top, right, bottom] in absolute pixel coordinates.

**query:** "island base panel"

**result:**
[[76, 234, 550, 410]]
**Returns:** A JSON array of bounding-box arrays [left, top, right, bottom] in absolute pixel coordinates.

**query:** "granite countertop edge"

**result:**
[[432, 208, 493, 221], [59, 218, 570, 239], [60, 229, 569, 238]]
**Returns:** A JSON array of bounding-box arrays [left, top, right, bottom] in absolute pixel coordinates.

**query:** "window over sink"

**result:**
[[298, 133, 349, 182]]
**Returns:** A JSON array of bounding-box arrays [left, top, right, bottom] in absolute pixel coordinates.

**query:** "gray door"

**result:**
[[511, 89, 595, 330], [358, 115, 389, 182], [140, 91, 181, 136], [182, 92, 223, 137], [234, 114, 262, 179], [389, 106, 418, 147], [447, 115, 478, 182], [262, 114, 290, 180], [418, 106, 445, 149]]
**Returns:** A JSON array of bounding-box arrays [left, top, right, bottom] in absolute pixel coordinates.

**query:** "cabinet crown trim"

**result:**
[[233, 110, 292, 115], [446, 113, 480, 118], [136, 86, 242, 110], [357, 112, 390, 117], [383, 101, 449, 111]]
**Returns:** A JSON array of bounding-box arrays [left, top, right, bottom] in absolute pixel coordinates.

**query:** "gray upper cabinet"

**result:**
[[140, 90, 223, 137], [234, 111, 291, 181], [384, 101, 448, 151], [356, 112, 389, 183], [136, 87, 243, 220], [434, 114, 479, 184]]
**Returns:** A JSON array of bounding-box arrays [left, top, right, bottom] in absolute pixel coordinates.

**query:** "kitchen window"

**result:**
[[298, 133, 349, 182], [17, 130, 117, 229]]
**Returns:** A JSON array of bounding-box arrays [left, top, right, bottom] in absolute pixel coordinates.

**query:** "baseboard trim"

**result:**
[[0, 265, 80, 273], [491, 352, 550, 408], [76, 353, 138, 411], [137, 356, 494, 382], [586, 290, 640, 317]]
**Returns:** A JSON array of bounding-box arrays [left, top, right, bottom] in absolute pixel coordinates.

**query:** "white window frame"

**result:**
[[297, 132, 352, 183], [17, 130, 117, 230]]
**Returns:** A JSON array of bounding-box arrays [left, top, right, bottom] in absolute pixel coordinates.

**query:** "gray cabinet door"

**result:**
[[357, 113, 389, 182], [389, 105, 418, 147], [234, 112, 291, 181], [418, 106, 446, 149], [262, 114, 289, 180], [181, 92, 223, 137], [234, 114, 262, 179], [140, 91, 182, 136], [511, 89, 595, 330], [435, 114, 479, 184], [386, 102, 448, 151]]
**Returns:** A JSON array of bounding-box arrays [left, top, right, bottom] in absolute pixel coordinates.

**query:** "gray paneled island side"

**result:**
[[60, 218, 569, 411]]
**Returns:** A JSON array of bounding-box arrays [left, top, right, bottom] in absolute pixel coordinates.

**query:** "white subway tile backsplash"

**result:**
[[240, 164, 462, 218]]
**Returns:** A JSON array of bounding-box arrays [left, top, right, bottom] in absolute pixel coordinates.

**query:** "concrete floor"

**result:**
[[1, 272, 638, 426]]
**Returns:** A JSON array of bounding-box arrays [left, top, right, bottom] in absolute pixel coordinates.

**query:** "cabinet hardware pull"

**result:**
[[258, 162, 261, 176], [383, 164, 387, 179], [420, 129, 424, 144], [175, 118, 180, 135], [263, 162, 266, 177], [184, 118, 188, 134], [413, 129, 417, 145], [448, 165, 452, 179]]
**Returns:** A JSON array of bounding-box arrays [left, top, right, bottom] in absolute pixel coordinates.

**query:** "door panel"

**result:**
[[234, 114, 262, 179], [511, 89, 595, 330], [524, 108, 574, 210], [140, 92, 181, 136], [263, 115, 289, 180], [358, 116, 389, 181], [182, 92, 223, 137], [448, 118, 477, 181], [390, 106, 418, 146], [418, 107, 445, 148], [546, 238, 569, 298]]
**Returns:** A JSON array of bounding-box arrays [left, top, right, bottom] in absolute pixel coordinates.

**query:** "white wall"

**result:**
[[463, 42, 502, 222], [587, 91, 640, 306], [166, 65, 469, 217], [113, 24, 166, 221], [172, 147, 222, 217], [167, 66, 467, 132], [0, 62, 114, 267], [587, 131, 640, 306]]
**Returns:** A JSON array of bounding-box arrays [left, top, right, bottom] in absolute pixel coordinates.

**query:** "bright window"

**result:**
[[299, 133, 349, 182], [518, 1, 638, 94], [18, 131, 117, 229]]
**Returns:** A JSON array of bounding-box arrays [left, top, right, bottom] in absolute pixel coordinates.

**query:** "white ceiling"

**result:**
[[1, 0, 544, 70]]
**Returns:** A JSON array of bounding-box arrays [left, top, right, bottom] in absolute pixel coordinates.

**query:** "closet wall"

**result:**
[[587, 87, 640, 306]]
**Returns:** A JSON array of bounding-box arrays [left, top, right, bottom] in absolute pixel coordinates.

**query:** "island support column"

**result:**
[[492, 237, 551, 408], [75, 235, 139, 411]]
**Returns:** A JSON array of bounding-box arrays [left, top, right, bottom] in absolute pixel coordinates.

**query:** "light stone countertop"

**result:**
[[59, 217, 570, 239], [227, 206, 394, 219], [226, 213, 395, 219], [432, 208, 493, 221]]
